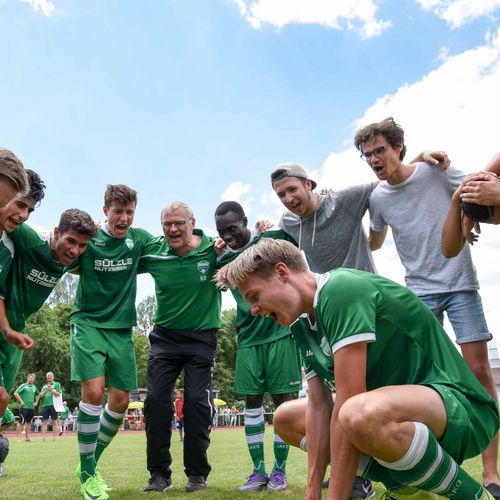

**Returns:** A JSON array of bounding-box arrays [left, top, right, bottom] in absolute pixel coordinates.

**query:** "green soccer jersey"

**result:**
[[315, 269, 498, 414], [217, 229, 297, 347], [139, 229, 221, 330], [0, 232, 14, 299], [14, 382, 39, 409], [59, 404, 70, 420], [290, 316, 334, 391], [40, 381, 62, 407], [7, 224, 67, 331], [70, 226, 154, 328]]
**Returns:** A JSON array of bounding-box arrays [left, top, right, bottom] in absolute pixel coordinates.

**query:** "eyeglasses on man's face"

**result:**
[[360, 144, 391, 162]]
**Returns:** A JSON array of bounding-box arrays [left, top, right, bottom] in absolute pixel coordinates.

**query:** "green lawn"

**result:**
[[1, 427, 486, 499]]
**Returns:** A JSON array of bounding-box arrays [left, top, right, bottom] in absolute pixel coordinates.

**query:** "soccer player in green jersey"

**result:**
[[14, 373, 39, 442], [59, 400, 70, 436], [140, 201, 221, 494], [216, 239, 499, 500], [70, 184, 154, 500], [215, 201, 301, 492], [0, 169, 45, 436], [0, 208, 95, 436]]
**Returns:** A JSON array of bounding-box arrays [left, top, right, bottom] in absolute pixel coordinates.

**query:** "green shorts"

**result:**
[[70, 323, 137, 391], [234, 334, 301, 395], [0, 339, 23, 392], [361, 383, 500, 490]]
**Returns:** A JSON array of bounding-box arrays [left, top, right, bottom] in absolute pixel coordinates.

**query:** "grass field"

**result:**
[[0, 427, 486, 499]]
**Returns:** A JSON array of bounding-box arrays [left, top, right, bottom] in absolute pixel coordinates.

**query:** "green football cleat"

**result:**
[[80, 474, 109, 500], [76, 463, 111, 491]]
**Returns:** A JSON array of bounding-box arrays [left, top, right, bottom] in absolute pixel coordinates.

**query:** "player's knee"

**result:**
[[273, 405, 290, 439], [338, 393, 385, 439], [83, 387, 105, 406]]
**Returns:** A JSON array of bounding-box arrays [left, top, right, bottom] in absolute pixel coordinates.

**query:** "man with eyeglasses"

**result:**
[[355, 117, 500, 499], [139, 201, 221, 494]]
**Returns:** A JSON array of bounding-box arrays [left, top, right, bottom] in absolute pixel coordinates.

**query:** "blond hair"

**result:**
[[215, 239, 307, 289], [0, 149, 28, 194]]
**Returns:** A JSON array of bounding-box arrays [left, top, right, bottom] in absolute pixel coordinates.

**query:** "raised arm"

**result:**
[[410, 150, 450, 169], [305, 376, 333, 500], [329, 341, 367, 500], [484, 151, 500, 176]]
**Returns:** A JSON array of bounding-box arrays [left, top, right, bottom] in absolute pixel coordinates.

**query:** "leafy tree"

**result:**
[[134, 332, 150, 389], [213, 308, 237, 403], [46, 274, 79, 307], [17, 303, 81, 409], [135, 295, 156, 336]]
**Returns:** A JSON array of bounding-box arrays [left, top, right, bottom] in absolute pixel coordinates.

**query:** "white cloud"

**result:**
[[416, 0, 500, 28], [233, 0, 391, 38], [220, 181, 254, 215], [20, 0, 55, 16], [316, 28, 500, 351]]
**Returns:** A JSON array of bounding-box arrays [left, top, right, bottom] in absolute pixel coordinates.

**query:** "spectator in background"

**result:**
[[14, 373, 39, 442], [174, 389, 184, 442], [229, 406, 238, 427], [59, 400, 70, 436], [35, 372, 62, 442]]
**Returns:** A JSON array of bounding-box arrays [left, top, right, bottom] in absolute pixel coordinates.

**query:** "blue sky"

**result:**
[[1, 0, 500, 347]]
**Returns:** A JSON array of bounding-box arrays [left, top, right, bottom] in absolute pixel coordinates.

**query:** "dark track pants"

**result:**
[[144, 325, 217, 479]]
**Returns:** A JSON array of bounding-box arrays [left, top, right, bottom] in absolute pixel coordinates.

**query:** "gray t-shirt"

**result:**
[[278, 184, 375, 273], [369, 162, 478, 295]]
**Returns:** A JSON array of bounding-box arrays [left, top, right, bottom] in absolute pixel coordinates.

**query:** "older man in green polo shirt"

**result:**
[[140, 201, 221, 494]]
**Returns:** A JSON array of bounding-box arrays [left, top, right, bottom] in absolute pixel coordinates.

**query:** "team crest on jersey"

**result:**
[[125, 238, 134, 249], [197, 260, 209, 281]]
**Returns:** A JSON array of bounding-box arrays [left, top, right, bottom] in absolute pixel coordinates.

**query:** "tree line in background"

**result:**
[[8, 274, 240, 412]]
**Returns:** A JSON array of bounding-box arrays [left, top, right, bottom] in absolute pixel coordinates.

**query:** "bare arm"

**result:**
[[329, 342, 367, 500], [368, 227, 388, 251], [13, 391, 25, 406], [442, 187, 469, 258], [305, 376, 333, 500], [0, 299, 34, 350], [409, 150, 450, 169], [484, 151, 500, 176]]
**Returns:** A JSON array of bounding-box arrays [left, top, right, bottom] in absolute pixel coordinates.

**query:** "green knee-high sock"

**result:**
[[244, 406, 266, 475], [77, 402, 102, 483], [94, 404, 125, 464], [273, 431, 289, 473], [377, 422, 488, 499]]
